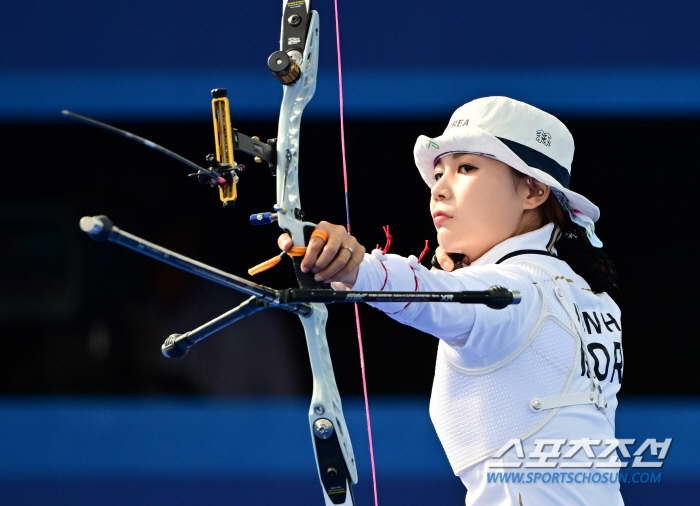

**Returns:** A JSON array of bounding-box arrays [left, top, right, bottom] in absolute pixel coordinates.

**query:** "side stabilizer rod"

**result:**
[[162, 295, 272, 358], [282, 286, 521, 310]]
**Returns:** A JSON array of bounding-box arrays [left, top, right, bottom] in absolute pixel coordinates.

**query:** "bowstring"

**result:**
[[333, 2, 379, 505]]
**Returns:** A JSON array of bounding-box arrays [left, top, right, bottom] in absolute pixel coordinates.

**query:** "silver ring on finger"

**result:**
[[341, 245, 354, 255]]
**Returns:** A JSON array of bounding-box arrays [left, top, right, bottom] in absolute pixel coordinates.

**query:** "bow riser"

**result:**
[[273, 6, 359, 504]]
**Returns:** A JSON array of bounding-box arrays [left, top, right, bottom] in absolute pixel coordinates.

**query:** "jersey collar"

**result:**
[[469, 223, 561, 267]]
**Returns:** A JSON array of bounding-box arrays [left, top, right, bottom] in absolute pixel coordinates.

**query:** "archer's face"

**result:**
[[430, 153, 527, 262]]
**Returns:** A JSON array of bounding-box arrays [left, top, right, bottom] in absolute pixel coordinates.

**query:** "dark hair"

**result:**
[[512, 169, 618, 293]]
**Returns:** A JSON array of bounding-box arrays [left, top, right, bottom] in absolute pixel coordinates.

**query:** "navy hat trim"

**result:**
[[496, 137, 571, 189]]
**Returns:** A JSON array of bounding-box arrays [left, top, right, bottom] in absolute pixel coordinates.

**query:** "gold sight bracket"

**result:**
[[211, 88, 238, 208], [209, 88, 278, 209]]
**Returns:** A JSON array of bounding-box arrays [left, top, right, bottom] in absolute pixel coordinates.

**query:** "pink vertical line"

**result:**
[[333, 2, 379, 506]]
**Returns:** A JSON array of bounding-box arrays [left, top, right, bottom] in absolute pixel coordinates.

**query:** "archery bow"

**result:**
[[255, 4, 361, 502], [71, 2, 522, 505], [78, 4, 360, 503]]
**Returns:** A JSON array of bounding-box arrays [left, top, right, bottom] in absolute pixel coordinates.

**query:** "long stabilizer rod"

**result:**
[[281, 286, 520, 308]]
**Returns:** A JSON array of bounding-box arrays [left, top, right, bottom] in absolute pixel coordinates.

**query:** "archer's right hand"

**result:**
[[432, 246, 470, 272]]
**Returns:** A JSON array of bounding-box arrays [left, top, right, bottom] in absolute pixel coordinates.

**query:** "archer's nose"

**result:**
[[431, 176, 451, 201]]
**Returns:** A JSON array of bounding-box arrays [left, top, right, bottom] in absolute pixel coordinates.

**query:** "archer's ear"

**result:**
[[523, 178, 550, 210]]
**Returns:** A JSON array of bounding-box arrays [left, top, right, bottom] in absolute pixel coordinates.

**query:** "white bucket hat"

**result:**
[[414, 96, 602, 245]]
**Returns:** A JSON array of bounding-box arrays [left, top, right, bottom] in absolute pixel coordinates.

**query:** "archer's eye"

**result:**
[[458, 164, 476, 173], [433, 171, 443, 181]]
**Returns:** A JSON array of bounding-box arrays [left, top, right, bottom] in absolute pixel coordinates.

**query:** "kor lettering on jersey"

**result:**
[[572, 304, 623, 384], [578, 340, 623, 384]]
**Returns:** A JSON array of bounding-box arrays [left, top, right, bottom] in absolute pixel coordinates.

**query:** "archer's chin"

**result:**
[[435, 228, 459, 253]]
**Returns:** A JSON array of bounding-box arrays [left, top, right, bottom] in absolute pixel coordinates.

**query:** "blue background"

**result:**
[[2, 0, 700, 121], [0, 397, 696, 505]]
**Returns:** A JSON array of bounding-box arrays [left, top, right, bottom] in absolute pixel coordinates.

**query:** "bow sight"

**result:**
[[209, 88, 277, 208]]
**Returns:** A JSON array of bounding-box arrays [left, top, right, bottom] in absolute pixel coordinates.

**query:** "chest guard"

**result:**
[[429, 262, 605, 474]]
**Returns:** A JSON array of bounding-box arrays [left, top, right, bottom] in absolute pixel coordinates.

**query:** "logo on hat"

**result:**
[[536, 130, 551, 147], [427, 138, 440, 149], [446, 119, 469, 130]]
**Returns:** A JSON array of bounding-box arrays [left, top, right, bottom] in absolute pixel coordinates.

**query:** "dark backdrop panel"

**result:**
[[0, 117, 697, 396]]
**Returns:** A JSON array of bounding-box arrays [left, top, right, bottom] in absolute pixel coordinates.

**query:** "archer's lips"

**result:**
[[433, 211, 451, 225]]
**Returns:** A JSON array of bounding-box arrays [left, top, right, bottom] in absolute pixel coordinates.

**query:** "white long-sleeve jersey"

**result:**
[[353, 224, 624, 505]]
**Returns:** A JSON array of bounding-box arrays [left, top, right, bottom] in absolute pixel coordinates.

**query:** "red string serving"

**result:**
[[418, 240, 430, 263], [376, 225, 392, 254]]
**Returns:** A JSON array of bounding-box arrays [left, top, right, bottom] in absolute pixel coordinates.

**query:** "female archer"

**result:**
[[279, 96, 623, 505]]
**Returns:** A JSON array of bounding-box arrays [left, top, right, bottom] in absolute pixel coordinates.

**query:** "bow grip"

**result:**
[[290, 225, 332, 290]]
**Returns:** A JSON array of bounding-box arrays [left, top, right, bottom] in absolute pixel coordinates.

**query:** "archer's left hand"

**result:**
[[278, 221, 366, 290]]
